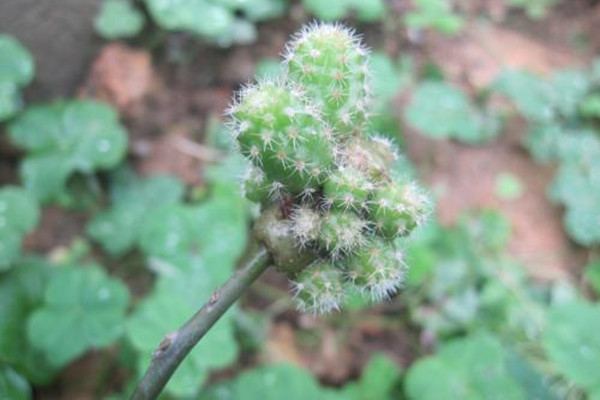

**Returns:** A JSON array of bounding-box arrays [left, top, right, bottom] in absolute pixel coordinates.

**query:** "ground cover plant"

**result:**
[[1, 1, 600, 399]]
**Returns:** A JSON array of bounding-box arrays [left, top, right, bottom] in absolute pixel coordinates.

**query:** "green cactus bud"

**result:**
[[230, 23, 429, 313], [318, 210, 367, 257], [370, 182, 429, 239], [346, 240, 406, 301], [230, 80, 335, 195], [292, 261, 345, 313], [290, 205, 321, 246], [243, 166, 270, 204], [285, 23, 370, 137], [323, 165, 373, 210], [342, 136, 398, 181]]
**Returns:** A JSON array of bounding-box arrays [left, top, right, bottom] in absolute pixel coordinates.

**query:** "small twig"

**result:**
[[170, 135, 226, 163], [131, 245, 271, 400]]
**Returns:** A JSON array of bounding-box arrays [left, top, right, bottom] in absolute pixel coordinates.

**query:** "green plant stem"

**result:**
[[131, 245, 271, 400]]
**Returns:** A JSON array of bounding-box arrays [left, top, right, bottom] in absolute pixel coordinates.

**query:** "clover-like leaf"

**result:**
[[550, 162, 600, 246], [404, 0, 464, 35], [543, 301, 600, 393], [143, 0, 234, 38], [0, 257, 56, 384], [340, 354, 402, 399], [87, 171, 185, 255], [0, 186, 40, 271], [405, 333, 525, 400], [27, 264, 130, 368], [8, 100, 128, 203], [0, 35, 34, 121], [138, 183, 248, 278], [493, 70, 554, 122], [370, 52, 405, 104], [404, 82, 498, 143], [347, 0, 386, 22], [0, 365, 31, 400], [127, 182, 248, 396], [218, 0, 287, 22], [302, 0, 385, 22], [584, 260, 600, 296], [127, 275, 238, 397], [201, 363, 326, 400], [95, 0, 145, 39]]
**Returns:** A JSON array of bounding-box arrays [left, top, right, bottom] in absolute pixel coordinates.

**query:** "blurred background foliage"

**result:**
[[1, 0, 600, 399]]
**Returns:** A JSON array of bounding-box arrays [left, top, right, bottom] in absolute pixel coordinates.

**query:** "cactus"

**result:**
[[229, 23, 429, 313], [133, 23, 430, 398]]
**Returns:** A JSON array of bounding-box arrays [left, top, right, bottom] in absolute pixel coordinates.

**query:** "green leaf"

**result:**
[[8, 100, 128, 203], [255, 58, 285, 80], [404, 82, 498, 143], [0, 257, 56, 384], [347, 0, 386, 22], [0, 365, 31, 400], [95, 0, 145, 39], [0, 35, 34, 121], [550, 69, 590, 118], [219, 0, 287, 22], [543, 301, 600, 392], [584, 260, 600, 295], [205, 363, 325, 400], [139, 185, 248, 277], [87, 172, 185, 255], [550, 162, 600, 246], [0, 81, 21, 121], [302, 0, 348, 21], [369, 52, 403, 104], [343, 354, 401, 399], [128, 184, 248, 397], [127, 283, 238, 397], [404, 0, 464, 35], [0, 186, 40, 271], [27, 264, 130, 368], [405, 333, 526, 400], [580, 93, 600, 119], [144, 0, 234, 37], [493, 70, 554, 122], [0, 35, 34, 87], [505, 350, 558, 400]]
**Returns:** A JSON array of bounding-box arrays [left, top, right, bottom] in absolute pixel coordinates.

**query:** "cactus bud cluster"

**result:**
[[228, 23, 429, 313]]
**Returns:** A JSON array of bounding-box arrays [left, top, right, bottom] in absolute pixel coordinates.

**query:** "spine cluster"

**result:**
[[228, 23, 429, 313]]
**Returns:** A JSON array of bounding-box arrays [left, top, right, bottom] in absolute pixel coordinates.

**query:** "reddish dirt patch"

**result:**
[[81, 44, 153, 110], [427, 22, 581, 90], [403, 121, 583, 279]]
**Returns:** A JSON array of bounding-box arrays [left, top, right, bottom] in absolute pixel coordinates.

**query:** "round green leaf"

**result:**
[[27, 265, 130, 368], [0, 187, 40, 271], [8, 100, 128, 203], [0, 186, 40, 234], [95, 0, 145, 39], [144, 0, 234, 37], [404, 82, 497, 143], [543, 301, 600, 392], [0, 35, 34, 87], [88, 174, 185, 255], [0, 81, 21, 121], [0, 257, 56, 383], [0, 365, 31, 400], [302, 0, 348, 21], [405, 333, 525, 400]]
